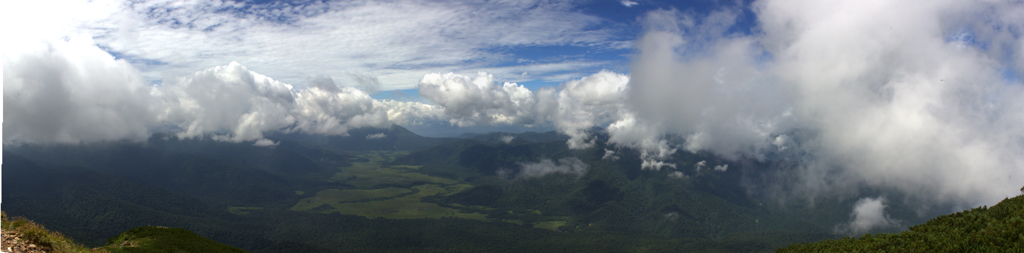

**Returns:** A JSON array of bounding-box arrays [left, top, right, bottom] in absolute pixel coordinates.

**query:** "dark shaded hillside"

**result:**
[[468, 131, 569, 145], [269, 125, 452, 151], [100, 226, 248, 253], [390, 138, 573, 179], [2, 211, 248, 253], [6, 145, 298, 207], [2, 152, 271, 249], [2, 127, 946, 252], [778, 194, 1024, 252], [394, 137, 837, 241], [4, 148, 830, 252], [147, 133, 354, 177]]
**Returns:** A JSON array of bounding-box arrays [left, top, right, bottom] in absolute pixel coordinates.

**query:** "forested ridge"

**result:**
[[778, 194, 1024, 252]]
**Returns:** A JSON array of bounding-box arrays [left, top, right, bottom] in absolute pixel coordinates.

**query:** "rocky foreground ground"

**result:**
[[2, 229, 50, 253]]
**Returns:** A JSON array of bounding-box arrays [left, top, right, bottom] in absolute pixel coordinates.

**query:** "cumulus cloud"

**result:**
[[554, 71, 631, 149], [835, 197, 899, 235], [366, 133, 386, 139], [641, 159, 676, 171], [693, 161, 728, 173], [418, 72, 545, 127], [374, 100, 447, 126], [602, 149, 619, 160], [420, 0, 1024, 209], [3, 36, 160, 144], [612, 0, 1024, 209], [668, 171, 688, 179], [514, 157, 588, 179], [3, 38, 444, 145], [253, 139, 279, 147], [713, 164, 728, 172], [620, 0, 639, 8], [420, 70, 636, 149], [160, 62, 391, 142], [501, 136, 515, 144]]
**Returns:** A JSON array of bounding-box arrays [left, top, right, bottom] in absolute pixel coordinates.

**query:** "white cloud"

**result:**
[[418, 72, 545, 127], [599, 0, 1024, 209], [555, 71, 631, 149], [160, 62, 391, 142], [253, 139, 279, 147], [419, 70, 641, 150], [3, 36, 160, 144], [516, 157, 588, 179], [668, 171, 687, 179], [713, 164, 728, 172], [835, 197, 899, 235], [602, 149, 619, 160], [694, 160, 707, 171], [366, 133, 387, 139], [2, 39, 445, 144], [641, 159, 676, 171], [693, 161, 728, 173], [501, 135, 516, 144], [374, 99, 448, 126], [620, 0, 639, 8]]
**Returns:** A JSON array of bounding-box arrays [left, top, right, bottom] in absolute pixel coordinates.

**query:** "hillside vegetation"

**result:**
[[3, 126, 946, 252], [778, 195, 1024, 252], [97, 226, 246, 253], [1, 212, 244, 253]]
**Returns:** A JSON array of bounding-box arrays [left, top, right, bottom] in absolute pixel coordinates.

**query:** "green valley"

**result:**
[[2, 125, 999, 252]]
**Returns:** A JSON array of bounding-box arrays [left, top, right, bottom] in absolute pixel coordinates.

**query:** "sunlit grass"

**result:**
[[330, 162, 457, 188], [307, 184, 489, 220], [443, 183, 474, 196], [290, 152, 505, 222], [390, 164, 423, 170], [290, 188, 412, 211], [533, 221, 567, 231], [1, 211, 98, 253]]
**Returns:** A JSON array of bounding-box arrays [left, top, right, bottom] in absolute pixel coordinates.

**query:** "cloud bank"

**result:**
[[835, 197, 900, 235], [3, 37, 441, 145], [419, 0, 1024, 208]]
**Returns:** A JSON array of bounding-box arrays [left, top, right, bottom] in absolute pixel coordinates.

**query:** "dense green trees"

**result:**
[[779, 195, 1024, 252]]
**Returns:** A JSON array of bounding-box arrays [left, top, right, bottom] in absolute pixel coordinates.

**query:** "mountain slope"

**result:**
[[270, 125, 451, 151], [778, 194, 1024, 252], [394, 137, 836, 241], [99, 226, 247, 253], [2, 211, 247, 253], [2, 152, 272, 249], [3, 127, 951, 252], [467, 131, 569, 145]]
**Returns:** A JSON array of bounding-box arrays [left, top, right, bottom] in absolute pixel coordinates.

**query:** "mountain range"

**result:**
[[1, 125, 968, 252]]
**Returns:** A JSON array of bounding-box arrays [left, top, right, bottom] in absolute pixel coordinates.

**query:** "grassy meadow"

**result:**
[[287, 151, 568, 228]]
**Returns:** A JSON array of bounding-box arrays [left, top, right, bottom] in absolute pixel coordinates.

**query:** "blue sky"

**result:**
[[70, 0, 758, 94]]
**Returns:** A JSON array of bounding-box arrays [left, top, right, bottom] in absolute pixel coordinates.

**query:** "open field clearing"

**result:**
[[330, 162, 454, 188]]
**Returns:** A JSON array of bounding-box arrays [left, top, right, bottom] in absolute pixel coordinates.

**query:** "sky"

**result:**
[[5, 0, 1024, 222]]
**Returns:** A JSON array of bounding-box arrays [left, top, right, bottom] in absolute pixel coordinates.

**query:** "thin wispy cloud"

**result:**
[[54, 0, 629, 90]]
